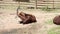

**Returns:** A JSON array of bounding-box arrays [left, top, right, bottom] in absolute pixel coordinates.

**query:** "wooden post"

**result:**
[[53, 0, 54, 9], [35, 0, 37, 9]]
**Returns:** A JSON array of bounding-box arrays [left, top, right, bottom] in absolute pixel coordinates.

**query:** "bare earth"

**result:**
[[0, 9, 60, 34]]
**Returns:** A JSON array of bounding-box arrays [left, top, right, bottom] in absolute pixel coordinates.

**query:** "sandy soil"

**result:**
[[0, 9, 60, 34]]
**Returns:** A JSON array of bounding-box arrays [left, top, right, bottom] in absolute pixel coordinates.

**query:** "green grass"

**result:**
[[0, 5, 60, 12], [48, 27, 60, 34], [45, 19, 54, 25], [0, 5, 17, 10], [41, 6, 56, 12]]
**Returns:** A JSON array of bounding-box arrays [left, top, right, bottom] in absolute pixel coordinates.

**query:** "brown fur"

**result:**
[[53, 15, 60, 25], [18, 12, 37, 24]]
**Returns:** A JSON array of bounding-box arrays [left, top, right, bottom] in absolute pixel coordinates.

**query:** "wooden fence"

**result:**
[[0, 0, 60, 9]]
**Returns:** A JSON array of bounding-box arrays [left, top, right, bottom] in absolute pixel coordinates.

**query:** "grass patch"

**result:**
[[45, 19, 53, 25], [0, 5, 17, 10], [48, 27, 60, 34], [41, 6, 56, 12]]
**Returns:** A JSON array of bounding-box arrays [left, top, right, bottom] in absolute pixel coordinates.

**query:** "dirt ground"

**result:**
[[0, 9, 60, 34]]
